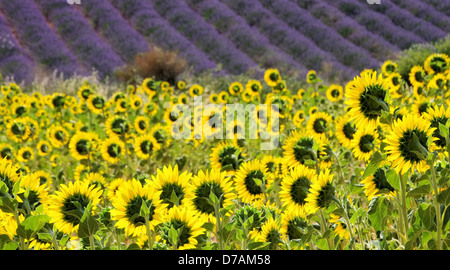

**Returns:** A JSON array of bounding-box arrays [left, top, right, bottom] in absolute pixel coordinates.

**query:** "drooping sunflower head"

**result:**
[[187, 169, 235, 220], [279, 164, 315, 215], [335, 114, 357, 149], [234, 159, 270, 205], [305, 169, 335, 215], [47, 180, 102, 235], [424, 53, 450, 75], [345, 71, 390, 130], [0, 158, 21, 197], [384, 114, 436, 175], [160, 206, 206, 250], [209, 141, 245, 175], [110, 179, 165, 238]]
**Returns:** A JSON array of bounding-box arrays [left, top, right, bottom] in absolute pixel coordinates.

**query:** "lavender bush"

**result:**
[[79, 0, 150, 62], [149, 0, 257, 75], [110, 0, 218, 74], [185, 0, 307, 76], [258, 0, 380, 71], [0, 0, 80, 78], [420, 0, 450, 17]]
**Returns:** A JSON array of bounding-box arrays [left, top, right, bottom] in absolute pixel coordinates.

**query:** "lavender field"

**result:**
[[0, 0, 449, 83]]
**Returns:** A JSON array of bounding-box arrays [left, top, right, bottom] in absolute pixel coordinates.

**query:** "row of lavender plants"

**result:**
[[0, 12, 35, 84], [149, 0, 256, 75], [109, 0, 217, 74], [291, 0, 398, 61], [36, 0, 124, 78], [257, 0, 379, 72], [321, 0, 425, 50], [185, 0, 307, 76], [220, 0, 356, 79], [78, 0, 149, 63], [390, 0, 450, 33], [362, 0, 447, 42], [420, 0, 450, 17], [0, 0, 80, 78]]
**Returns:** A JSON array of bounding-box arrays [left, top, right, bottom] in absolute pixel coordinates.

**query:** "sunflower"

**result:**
[[160, 206, 206, 250], [47, 180, 102, 235], [68, 132, 98, 161], [87, 94, 106, 114], [0, 158, 21, 196], [186, 169, 235, 220], [0, 143, 14, 160], [387, 72, 405, 99], [134, 116, 150, 134], [36, 140, 52, 157], [345, 71, 390, 131], [411, 96, 431, 117], [282, 129, 325, 169], [409, 65, 426, 87], [360, 166, 396, 201], [351, 127, 379, 162], [134, 134, 161, 160], [143, 101, 158, 117], [234, 159, 270, 205], [424, 53, 450, 75], [329, 213, 350, 240], [142, 78, 157, 97], [229, 81, 243, 96], [293, 110, 305, 128], [33, 170, 53, 190], [259, 217, 284, 249], [177, 80, 186, 90], [188, 84, 204, 97], [280, 209, 308, 241], [100, 136, 125, 164], [279, 164, 315, 215], [47, 125, 70, 148], [110, 179, 166, 238], [17, 173, 50, 212], [150, 165, 193, 210], [427, 73, 447, 91], [16, 146, 34, 163], [5, 118, 30, 143], [246, 80, 263, 96], [384, 114, 436, 175], [209, 141, 245, 175], [326, 84, 344, 102], [335, 114, 357, 148], [209, 93, 220, 104], [264, 68, 281, 87], [115, 98, 130, 113], [77, 84, 94, 102], [381, 60, 397, 77], [306, 111, 333, 139], [422, 105, 450, 149], [150, 123, 171, 147], [304, 169, 335, 215], [306, 70, 318, 84], [105, 115, 131, 138]]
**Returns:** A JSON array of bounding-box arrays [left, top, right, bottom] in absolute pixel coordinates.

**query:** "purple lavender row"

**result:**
[[35, 0, 124, 78], [0, 11, 35, 84], [149, 0, 256, 75], [390, 0, 450, 32], [419, 0, 450, 17], [185, 0, 307, 76], [291, 0, 398, 61], [321, 0, 424, 50], [0, 0, 80, 78], [258, 0, 380, 72], [109, 0, 217, 73], [363, 0, 447, 42], [220, 0, 356, 79], [78, 0, 150, 62]]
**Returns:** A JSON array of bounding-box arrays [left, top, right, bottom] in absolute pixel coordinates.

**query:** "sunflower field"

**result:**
[[0, 51, 450, 251]]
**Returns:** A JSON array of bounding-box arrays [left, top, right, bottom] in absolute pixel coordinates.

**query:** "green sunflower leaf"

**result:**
[[385, 169, 400, 191], [78, 202, 99, 238], [17, 214, 51, 239], [437, 188, 450, 206], [439, 123, 449, 141], [361, 151, 383, 180]]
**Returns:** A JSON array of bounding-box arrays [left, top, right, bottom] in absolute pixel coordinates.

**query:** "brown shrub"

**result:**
[[115, 47, 186, 85]]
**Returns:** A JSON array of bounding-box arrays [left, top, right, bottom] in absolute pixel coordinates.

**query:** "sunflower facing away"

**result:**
[[110, 179, 166, 238], [361, 166, 396, 201], [209, 141, 245, 175], [234, 159, 270, 206], [384, 114, 436, 175], [282, 129, 325, 169], [47, 180, 102, 235], [304, 169, 335, 215]]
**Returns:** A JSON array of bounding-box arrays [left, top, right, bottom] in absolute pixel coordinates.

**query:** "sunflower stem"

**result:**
[[332, 196, 356, 250], [89, 234, 95, 250], [398, 173, 409, 247], [428, 155, 442, 250], [318, 208, 333, 250]]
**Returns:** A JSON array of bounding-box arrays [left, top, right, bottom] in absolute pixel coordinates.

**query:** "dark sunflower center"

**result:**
[[331, 89, 340, 98], [265, 161, 276, 174], [107, 143, 121, 158], [55, 130, 66, 142], [40, 143, 50, 153], [269, 73, 279, 82], [140, 140, 153, 154], [62, 193, 91, 225], [293, 138, 316, 164], [430, 117, 448, 148], [160, 183, 184, 208], [429, 57, 448, 73], [287, 218, 308, 240], [358, 134, 375, 153], [11, 123, 26, 136], [342, 122, 356, 140], [193, 182, 224, 215], [399, 129, 429, 162], [313, 118, 327, 134], [218, 146, 243, 171], [244, 170, 265, 195], [1, 147, 13, 159], [125, 196, 155, 226], [93, 97, 105, 109], [358, 84, 388, 120], [111, 119, 129, 135], [418, 102, 429, 115], [317, 183, 335, 209], [76, 139, 90, 155], [166, 219, 192, 246], [372, 168, 395, 193], [415, 71, 425, 83], [138, 120, 147, 130], [289, 176, 311, 205]]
